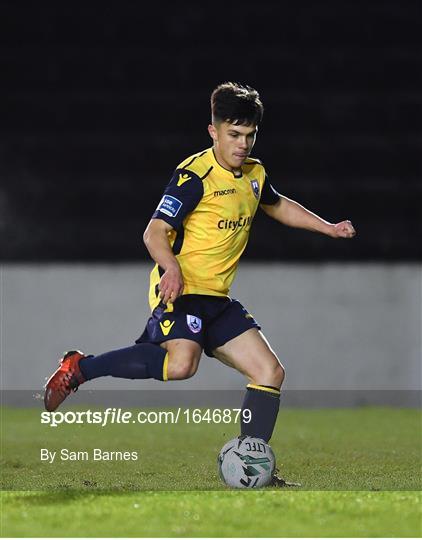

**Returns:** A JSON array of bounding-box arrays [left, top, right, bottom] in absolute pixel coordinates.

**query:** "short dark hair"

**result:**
[[211, 82, 264, 126]]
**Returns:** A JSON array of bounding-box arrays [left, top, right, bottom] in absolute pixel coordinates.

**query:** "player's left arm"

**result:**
[[260, 192, 356, 239]]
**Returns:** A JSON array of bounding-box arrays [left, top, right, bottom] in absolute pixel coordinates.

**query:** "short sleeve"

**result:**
[[260, 175, 280, 205], [152, 168, 204, 229]]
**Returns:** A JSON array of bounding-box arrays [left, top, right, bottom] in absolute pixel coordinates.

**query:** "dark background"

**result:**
[[1, 1, 421, 261]]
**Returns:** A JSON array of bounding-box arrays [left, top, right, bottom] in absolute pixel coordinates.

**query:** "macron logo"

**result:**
[[213, 188, 237, 197], [177, 173, 192, 187]]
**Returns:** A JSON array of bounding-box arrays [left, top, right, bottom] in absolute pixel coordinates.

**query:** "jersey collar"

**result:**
[[209, 148, 243, 179]]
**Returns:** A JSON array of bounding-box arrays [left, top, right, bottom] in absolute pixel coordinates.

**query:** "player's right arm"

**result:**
[[143, 219, 184, 305], [143, 167, 204, 305]]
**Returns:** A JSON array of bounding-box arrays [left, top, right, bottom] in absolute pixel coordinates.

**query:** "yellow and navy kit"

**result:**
[[148, 147, 279, 310]]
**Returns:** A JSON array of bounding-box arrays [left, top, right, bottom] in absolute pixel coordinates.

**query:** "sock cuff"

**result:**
[[162, 352, 169, 381], [145, 345, 168, 381], [247, 383, 280, 396]]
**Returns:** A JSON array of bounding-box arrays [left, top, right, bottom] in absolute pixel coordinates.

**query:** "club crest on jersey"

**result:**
[[186, 314, 202, 333], [250, 180, 260, 199]]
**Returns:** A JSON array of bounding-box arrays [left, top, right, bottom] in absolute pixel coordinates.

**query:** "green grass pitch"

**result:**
[[1, 406, 421, 537]]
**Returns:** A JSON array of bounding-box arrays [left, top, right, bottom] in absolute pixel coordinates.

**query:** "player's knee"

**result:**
[[262, 361, 285, 388], [250, 358, 285, 388], [167, 352, 199, 380], [274, 362, 285, 387]]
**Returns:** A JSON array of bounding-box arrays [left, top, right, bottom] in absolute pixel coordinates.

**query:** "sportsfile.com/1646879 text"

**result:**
[[40, 407, 252, 427]]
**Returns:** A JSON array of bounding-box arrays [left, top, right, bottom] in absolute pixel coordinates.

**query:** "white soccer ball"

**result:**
[[217, 436, 276, 488]]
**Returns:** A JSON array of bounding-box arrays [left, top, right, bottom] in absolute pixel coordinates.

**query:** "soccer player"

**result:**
[[44, 82, 355, 485]]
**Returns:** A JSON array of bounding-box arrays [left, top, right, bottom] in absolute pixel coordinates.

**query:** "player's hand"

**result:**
[[159, 263, 184, 305], [330, 220, 356, 239]]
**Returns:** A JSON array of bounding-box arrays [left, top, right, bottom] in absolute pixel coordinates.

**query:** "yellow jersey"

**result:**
[[148, 147, 279, 310]]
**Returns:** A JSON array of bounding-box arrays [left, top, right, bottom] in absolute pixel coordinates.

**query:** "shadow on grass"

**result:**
[[1, 488, 166, 507]]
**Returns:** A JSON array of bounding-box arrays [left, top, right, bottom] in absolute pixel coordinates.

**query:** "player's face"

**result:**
[[208, 122, 257, 171]]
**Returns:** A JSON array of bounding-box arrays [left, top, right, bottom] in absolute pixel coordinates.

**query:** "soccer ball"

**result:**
[[217, 436, 276, 488]]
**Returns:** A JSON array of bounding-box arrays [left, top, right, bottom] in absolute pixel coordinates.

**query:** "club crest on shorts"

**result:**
[[186, 314, 202, 333], [250, 179, 260, 199]]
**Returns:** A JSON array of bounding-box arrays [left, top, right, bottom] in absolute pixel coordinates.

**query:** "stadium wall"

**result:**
[[2, 263, 420, 406]]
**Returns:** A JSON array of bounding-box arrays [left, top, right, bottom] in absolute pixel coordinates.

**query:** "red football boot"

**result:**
[[44, 350, 86, 411]]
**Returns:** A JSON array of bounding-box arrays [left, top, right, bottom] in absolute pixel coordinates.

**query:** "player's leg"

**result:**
[[44, 338, 202, 411], [44, 298, 204, 411], [213, 326, 300, 488], [43, 342, 168, 412], [212, 328, 285, 443], [214, 327, 284, 387], [78, 337, 202, 382], [205, 299, 284, 443], [209, 307, 300, 487], [78, 343, 167, 381]]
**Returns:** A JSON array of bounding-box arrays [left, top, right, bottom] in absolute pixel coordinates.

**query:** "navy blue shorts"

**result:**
[[135, 294, 261, 357]]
